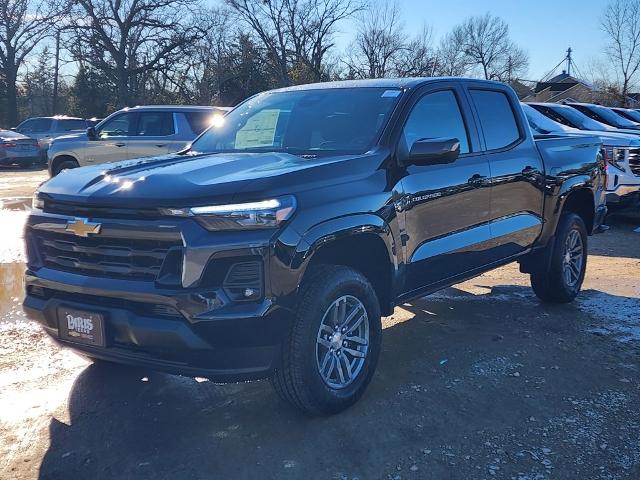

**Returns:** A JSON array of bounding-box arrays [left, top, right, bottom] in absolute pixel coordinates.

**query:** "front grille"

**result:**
[[628, 148, 640, 176], [43, 201, 162, 219], [35, 230, 182, 281]]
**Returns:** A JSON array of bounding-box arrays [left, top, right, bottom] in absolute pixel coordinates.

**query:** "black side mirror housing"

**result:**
[[87, 126, 97, 140], [407, 137, 460, 166]]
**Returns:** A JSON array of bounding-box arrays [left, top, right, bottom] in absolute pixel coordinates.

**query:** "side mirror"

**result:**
[[87, 126, 97, 140], [407, 137, 460, 166]]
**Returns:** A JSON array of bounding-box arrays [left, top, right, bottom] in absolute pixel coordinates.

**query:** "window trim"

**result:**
[[395, 86, 474, 164], [466, 87, 525, 154]]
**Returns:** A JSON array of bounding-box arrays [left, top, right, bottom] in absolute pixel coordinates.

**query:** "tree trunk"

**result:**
[[6, 65, 18, 126], [116, 64, 129, 107]]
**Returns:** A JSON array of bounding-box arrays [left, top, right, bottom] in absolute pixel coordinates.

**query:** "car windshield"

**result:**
[[587, 105, 638, 127], [522, 104, 573, 134], [189, 87, 402, 157], [551, 106, 609, 131]]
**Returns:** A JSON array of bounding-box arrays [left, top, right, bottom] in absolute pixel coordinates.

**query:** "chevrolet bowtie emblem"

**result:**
[[66, 218, 102, 237]]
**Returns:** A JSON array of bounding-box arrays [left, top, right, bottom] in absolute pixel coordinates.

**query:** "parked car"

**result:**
[[566, 102, 640, 130], [46, 105, 230, 176], [15, 116, 90, 164], [525, 103, 640, 208], [0, 129, 40, 168], [25, 78, 607, 415]]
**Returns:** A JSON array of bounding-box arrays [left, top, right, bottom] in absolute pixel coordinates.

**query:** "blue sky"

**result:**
[[211, 0, 610, 81]]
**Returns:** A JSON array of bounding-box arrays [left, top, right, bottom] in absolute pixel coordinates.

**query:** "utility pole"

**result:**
[[52, 29, 60, 114], [566, 47, 572, 77]]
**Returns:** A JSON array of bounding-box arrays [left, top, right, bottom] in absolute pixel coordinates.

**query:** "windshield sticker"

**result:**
[[235, 109, 279, 149], [381, 90, 401, 98]]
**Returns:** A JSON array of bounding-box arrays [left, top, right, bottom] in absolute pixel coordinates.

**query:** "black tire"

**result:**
[[530, 213, 588, 303], [52, 158, 79, 176], [272, 265, 382, 416]]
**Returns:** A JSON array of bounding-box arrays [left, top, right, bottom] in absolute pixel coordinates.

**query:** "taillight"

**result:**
[[0, 142, 17, 148]]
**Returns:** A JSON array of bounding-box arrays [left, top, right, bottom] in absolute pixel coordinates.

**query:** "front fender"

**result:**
[[294, 213, 398, 270]]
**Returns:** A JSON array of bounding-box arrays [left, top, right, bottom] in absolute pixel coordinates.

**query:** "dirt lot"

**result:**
[[1, 168, 639, 480]]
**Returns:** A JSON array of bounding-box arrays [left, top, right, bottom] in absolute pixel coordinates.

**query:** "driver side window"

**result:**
[[98, 114, 133, 138], [401, 90, 470, 155]]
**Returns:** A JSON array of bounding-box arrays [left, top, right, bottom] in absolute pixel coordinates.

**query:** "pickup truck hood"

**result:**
[[37, 151, 380, 208]]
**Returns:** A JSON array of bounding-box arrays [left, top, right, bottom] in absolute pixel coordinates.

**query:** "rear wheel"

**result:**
[[272, 265, 382, 416], [530, 213, 588, 303], [52, 158, 79, 176]]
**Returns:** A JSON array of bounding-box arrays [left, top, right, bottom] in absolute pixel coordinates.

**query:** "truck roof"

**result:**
[[269, 77, 509, 93], [127, 105, 228, 111]]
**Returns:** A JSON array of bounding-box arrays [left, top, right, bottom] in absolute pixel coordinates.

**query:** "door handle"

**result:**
[[467, 174, 487, 187], [155, 144, 167, 148], [115, 143, 126, 147], [521, 166, 537, 176]]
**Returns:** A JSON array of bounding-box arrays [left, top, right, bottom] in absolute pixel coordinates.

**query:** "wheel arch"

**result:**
[[50, 154, 79, 176], [294, 215, 398, 316]]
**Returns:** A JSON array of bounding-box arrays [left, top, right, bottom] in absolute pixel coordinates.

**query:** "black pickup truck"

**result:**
[[24, 78, 607, 415]]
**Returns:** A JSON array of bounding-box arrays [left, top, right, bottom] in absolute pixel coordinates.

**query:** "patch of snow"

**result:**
[[576, 291, 640, 343], [0, 210, 28, 263]]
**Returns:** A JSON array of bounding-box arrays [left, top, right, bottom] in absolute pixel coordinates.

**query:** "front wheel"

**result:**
[[52, 158, 79, 176], [530, 213, 588, 303], [272, 265, 382, 416]]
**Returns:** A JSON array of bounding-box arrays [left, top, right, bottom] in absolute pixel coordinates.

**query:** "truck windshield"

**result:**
[[585, 104, 639, 128], [522, 104, 573, 134], [550, 105, 609, 131], [189, 87, 402, 157]]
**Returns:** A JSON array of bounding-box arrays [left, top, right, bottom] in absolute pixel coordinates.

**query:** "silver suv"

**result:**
[[47, 105, 230, 176]]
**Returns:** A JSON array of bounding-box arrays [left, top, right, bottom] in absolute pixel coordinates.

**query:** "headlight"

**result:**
[[162, 196, 296, 231], [32, 191, 43, 210], [602, 146, 626, 171]]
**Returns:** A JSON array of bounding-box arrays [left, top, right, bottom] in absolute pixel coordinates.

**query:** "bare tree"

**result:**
[[68, 0, 205, 107], [433, 32, 469, 77], [228, 0, 358, 86], [451, 13, 528, 81], [394, 25, 439, 77], [288, 0, 361, 81], [0, 0, 58, 125], [601, 0, 640, 104], [345, 0, 404, 78]]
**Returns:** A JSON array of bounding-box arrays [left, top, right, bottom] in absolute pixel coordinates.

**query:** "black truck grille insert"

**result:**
[[35, 231, 182, 281], [628, 149, 640, 176]]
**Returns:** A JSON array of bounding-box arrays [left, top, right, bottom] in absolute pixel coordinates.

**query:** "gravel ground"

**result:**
[[1, 169, 639, 480]]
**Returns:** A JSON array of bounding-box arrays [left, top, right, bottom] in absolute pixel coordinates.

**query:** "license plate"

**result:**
[[58, 307, 105, 346]]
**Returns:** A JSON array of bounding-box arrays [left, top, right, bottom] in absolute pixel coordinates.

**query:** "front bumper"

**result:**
[[606, 184, 640, 207], [22, 208, 299, 381], [0, 154, 39, 166]]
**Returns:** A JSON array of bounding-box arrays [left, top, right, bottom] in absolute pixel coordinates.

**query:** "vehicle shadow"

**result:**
[[37, 285, 640, 480], [0, 164, 46, 172]]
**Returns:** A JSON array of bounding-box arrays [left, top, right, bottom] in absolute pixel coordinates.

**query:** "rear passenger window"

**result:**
[[58, 119, 87, 131], [401, 90, 470, 154], [185, 111, 215, 135], [469, 90, 521, 150], [136, 112, 175, 136]]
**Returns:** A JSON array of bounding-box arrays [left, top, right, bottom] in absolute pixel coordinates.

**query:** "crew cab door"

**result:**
[[85, 112, 133, 165], [127, 111, 175, 159], [465, 86, 544, 259], [397, 84, 492, 294]]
